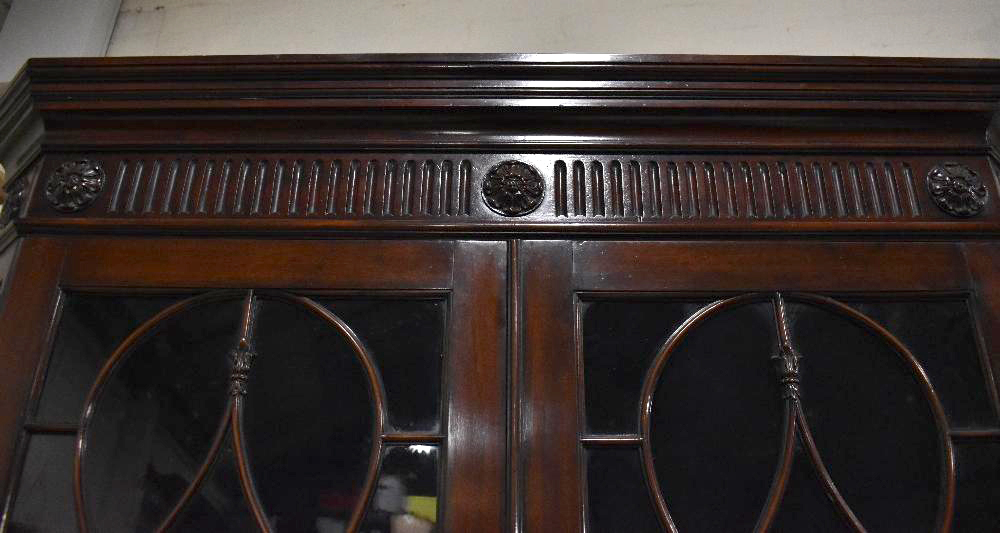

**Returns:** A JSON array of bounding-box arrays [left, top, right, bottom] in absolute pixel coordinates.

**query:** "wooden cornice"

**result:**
[[0, 54, 998, 238], [1, 55, 998, 154]]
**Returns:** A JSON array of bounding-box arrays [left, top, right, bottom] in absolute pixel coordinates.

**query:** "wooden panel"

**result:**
[[963, 242, 1000, 415], [0, 239, 20, 306], [19, 154, 1000, 238], [553, 158, 928, 220], [92, 157, 473, 219], [61, 237, 453, 289], [30, 155, 952, 221], [519, 240, 581, 532], [445, 241, 507, 532], [0, 238, 64, 494], [0, 54, 999, 533], [575, 241, 968, 292], [8, 56, 1000, 157]]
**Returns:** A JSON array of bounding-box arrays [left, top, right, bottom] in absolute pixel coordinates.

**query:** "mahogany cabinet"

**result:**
[[0, 55, 999, 532]]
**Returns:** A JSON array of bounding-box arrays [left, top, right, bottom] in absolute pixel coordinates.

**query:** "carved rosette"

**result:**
[[45, 159, 106, 213], [482, 161, 545, 216], [926, 163, 988, 217]]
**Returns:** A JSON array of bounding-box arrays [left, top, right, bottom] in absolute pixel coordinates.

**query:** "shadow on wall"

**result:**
[[0, 1, 11, 31]]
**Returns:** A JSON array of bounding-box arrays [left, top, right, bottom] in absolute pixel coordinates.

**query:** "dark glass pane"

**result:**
[[361, 445, 440, 533], [582, 299, 712, 434], [769, 446, 851, 533], [847, 298, 997, 427], [7, 435, 76, 533], [82, 298, 239, 532], [650, 302, 782, 532], [788, 301, 941, 533], [954, 441, 1000, 532], [243, 299, 375, 531], [168, 434, 258, 532], [585, 447, 660, 533], [318, 298, 445, 432], [37, 294, 181, 422]]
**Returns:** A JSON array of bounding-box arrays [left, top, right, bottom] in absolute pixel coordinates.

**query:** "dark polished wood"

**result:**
[[59, 237, 454, 289], [573, 241, 969, 292], [962, 243, 1000, 418], [447, 241, 507, 532], [0, 237, 506, 532], [519, 241, 581, 531], [0, 238, 63, 496], [1, 54, 999, 532], [1, 55, 999, 238]]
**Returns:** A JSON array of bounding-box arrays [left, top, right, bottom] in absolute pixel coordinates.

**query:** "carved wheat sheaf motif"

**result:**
[[553, 159, 922, 219], [105, 158, 475, 217]]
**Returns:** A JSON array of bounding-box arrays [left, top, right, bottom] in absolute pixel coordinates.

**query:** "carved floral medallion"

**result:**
[[482, 161, 545, 217], [926, 163, 988, 217], [45, 159, 106, 213]]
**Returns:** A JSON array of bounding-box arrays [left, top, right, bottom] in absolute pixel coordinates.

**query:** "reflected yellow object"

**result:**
[[406, 495, 437, 524]]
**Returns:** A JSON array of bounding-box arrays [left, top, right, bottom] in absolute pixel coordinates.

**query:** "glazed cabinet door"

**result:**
[[518, 240, 1000, 533], [0, 237, 507, 533]]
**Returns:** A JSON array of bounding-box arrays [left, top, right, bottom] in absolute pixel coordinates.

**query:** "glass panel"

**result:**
[[847, 298, 997, 426], [650, 302, 782, 532], [37, 294, 183, 422], [585, 447, 660, 533], [581, 299, 712, 434], [168, 433, 257, 532], [954, 441, 1000, 531], [769, 446, 851, 532], [361, 445, 440, 533], [787, 301, 940, 533], [243, 299, 375, 530], [318, 298, 446, 432], [7, 435, 76, 533], [82, 298, 239, 532]]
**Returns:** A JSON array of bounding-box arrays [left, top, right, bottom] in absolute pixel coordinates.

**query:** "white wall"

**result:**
[[106, 0, 1000, 58], [0, 0, 998, 85], [0, 2, 12, 31], [0, 0, 121, 82]]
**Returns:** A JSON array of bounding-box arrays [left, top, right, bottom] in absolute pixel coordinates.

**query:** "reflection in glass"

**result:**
[[168, 433, 257, 532], [318, 298, 446, 432], [650, 302, 781, 531], [8, 435, 77, 533], [582, 299, 711, 434], [357, 445, 439, 533], [82, 298, 239, 532], [37, 294, 181, 422], [582, 293, 992, 530], [244, 299, 375, 531], [35, 293, 450, 532]]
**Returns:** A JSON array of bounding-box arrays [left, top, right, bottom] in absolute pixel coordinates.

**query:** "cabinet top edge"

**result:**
[[13, 52, 1000, 68], [5, 53, 1000, 106]]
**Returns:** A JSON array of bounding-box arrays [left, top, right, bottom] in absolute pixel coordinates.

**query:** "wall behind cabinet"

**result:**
[[106, 0, 1000, 57]]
